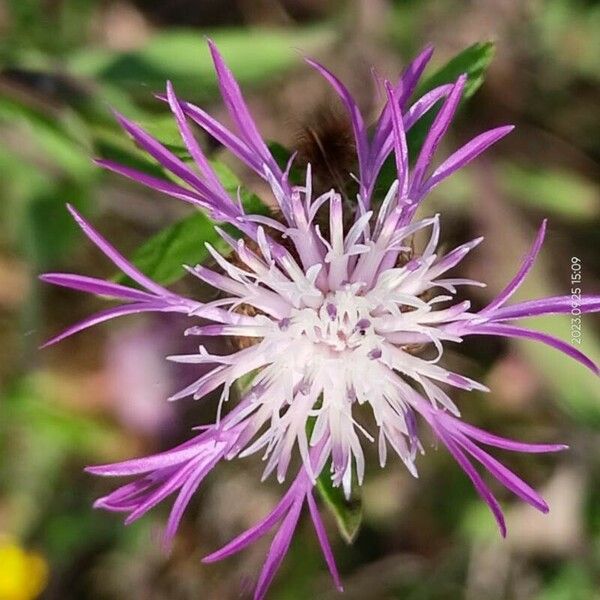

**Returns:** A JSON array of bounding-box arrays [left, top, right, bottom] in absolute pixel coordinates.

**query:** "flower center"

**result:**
[[288, 288, 380, 355]]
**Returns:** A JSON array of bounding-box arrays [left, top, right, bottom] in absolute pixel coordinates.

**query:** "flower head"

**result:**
[[42, 40, 600, 599]]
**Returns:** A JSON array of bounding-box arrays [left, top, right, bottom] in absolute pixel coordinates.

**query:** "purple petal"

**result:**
[[40, 273, 154, 302], [437, 429, 506, 536], [95, 159, 209, 207], [166, 81, 228, 196], [482, 220, 547, 314], [65, 204, 170, 297], [419, 125, 514, 196], [444, 371, 489, 392], [124, 460, 201, 525], [384, 81, 409, 199], [162, 96, 261, 172], [187, 266, 290, 318], [307, 491, 343, 592], [207, 40, 280, 177], [448, 418, 568, 454], [168, 366, 230, 402], [466, 322, 599, 375], [484, 295, 600, 322], [409, 75, 466, 194], [254, 498, 304, 600], [369, 85, 453, 192], [403, 85, 455, 130], [86, 443, 208, 477], [110, 115, 244, 222], [163, 458, 218, 549], [427, 237, 484, 278], [455, 435, 549, 513], [371, 45, 434, 157], [113, 111, 207, 192], [41, 302, 171, 347], [305, 58, 369, 194], [202, 491, 296, 563], [94, 478, 158, 512], [395, 44, 435, 100]]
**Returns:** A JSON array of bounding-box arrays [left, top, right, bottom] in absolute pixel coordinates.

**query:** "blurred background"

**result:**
[[0, 1, 599, 598]]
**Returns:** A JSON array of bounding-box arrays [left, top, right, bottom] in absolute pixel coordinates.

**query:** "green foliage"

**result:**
[[416, 42, 495, 101], [0, 376, 118, 536], [119, 210, 223, 287], [407, 41, 495, 158], [538, 563, 597, 600], [461, 502, 498, 542], [500, 163, 599, 220], [68, 27, 334, 103], [0, 94, 95, 268], [1, 0, 95, 60], [536, 0, 600, 80], [316, 471, 363, 544]]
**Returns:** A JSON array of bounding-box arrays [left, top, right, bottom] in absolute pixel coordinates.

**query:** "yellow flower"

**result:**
[[0, 539, 48, 600]]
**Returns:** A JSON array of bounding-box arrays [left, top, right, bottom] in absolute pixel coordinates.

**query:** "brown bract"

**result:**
[[296, 105, 357, 201]]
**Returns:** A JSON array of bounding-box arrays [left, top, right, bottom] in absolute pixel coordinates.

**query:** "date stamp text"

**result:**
[[570, 257, 582, 345]]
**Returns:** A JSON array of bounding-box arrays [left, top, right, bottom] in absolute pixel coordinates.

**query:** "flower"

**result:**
[[41, 40, 600, 599], [0, 537, 48, 600]]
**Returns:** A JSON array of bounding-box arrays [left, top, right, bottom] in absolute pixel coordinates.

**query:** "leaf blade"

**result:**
[[407, 41, 496, 158], [316, 470, 363, 544]]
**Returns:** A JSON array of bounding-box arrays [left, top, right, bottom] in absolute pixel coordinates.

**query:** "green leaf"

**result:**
[[121, 210, 221, 286], [416, 41, 495, 100], [232, 369, 262, 400], [316, 469, 363, 544], [115, 161, 270, 286], [461, 501, 498, 542], [407, 41, 496, 158], [305, 410, 363, 543], [68, 27, 334, 103]]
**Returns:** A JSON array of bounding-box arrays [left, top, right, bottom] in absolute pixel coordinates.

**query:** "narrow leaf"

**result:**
[[316, 469, 362, 544], [407, 41, 496, 158]]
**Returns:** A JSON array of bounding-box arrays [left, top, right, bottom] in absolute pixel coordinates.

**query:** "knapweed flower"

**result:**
[[42, 41, 599, 598]]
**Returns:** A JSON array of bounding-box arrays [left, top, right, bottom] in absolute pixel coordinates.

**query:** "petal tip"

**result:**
[[38, 337, 56, 350]]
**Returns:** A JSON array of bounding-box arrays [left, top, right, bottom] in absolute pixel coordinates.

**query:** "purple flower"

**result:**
[[41, 40, 599, 598]]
